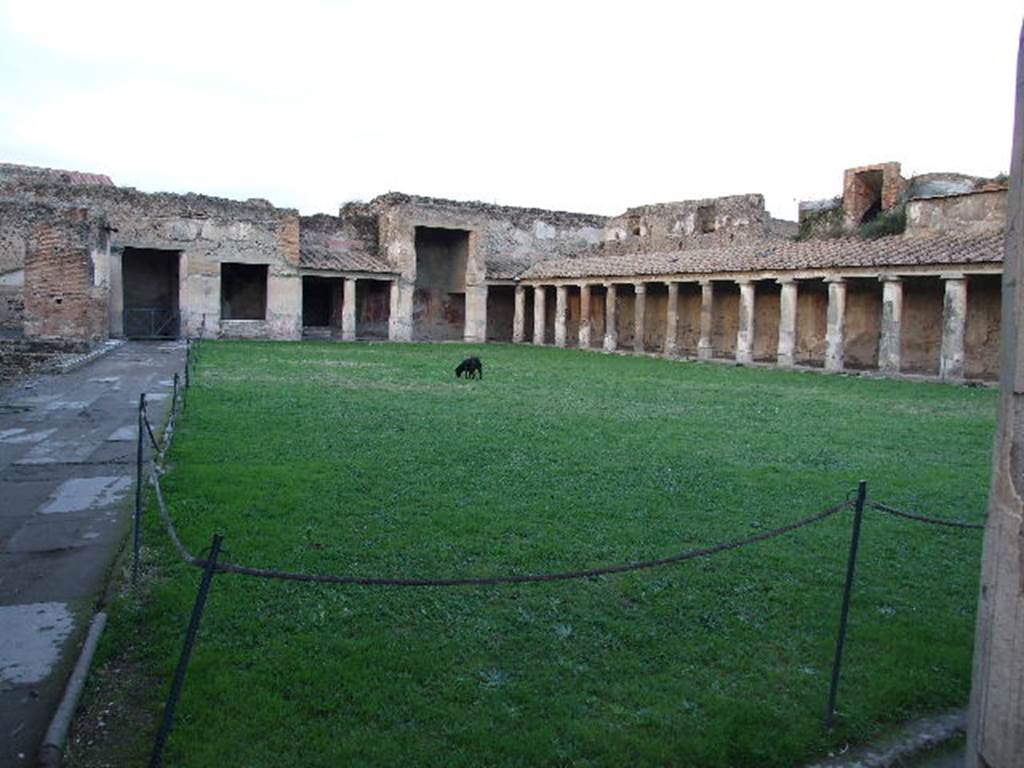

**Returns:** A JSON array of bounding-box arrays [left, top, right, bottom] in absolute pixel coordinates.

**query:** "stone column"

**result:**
[[825, 277, 847, 372], [603, 283, 618, 352], [554, 284, 568, 348], [698, 280, 714, 361], [633, 283, 647, 353], [967, 25, 1024, 767], [464, 284, 488, 343], [878, 276, 903, 374], [109, 247, 124, 337], [388, 278, 414, 342], [578, 284, 592, 349], [532, 285, 546, 345], [342, 277, 357, 341], [940, 274, 968, 381], [664, 281, 679, 357], [777, 278, 797, 367], [512, 285, 526, 343], [736, 279, 755, 364]]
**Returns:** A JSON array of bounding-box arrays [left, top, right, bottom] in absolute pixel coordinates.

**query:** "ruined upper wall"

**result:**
[[0, 162, 114, 187], [905, 188, 1008, 236], [369, 192, 607, 281], [602, 194, 792, 255]]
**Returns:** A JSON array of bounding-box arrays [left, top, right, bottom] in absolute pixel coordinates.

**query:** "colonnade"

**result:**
[[511, 273, 984, 381]]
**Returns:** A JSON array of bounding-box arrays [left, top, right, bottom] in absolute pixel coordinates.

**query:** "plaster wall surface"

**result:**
[[752, 281, 780, 362], [643, 284, 668, 352], [965, 274, 1001, 379], [588, 287, 607, 347], [795, 281, 827, 366], [615, 286, 636, 349], [711, 283, 739, 358], [486, 285, 515, 342], [845, 279, 882, 369], [900, 277, 944, 374], [676, 283, 702, 354]]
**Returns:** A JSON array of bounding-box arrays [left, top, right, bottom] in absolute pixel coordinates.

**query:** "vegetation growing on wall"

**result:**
[[795, 200, 844, 241], [857, 205, 907, 239]]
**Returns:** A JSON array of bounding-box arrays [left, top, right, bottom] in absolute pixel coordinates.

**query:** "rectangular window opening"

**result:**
[[221, 263, 268, 320]]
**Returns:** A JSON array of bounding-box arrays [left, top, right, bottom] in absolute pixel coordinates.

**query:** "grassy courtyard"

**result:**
[[97, 341, 993, 767]]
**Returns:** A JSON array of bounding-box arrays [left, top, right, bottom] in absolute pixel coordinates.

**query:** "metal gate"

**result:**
[[124, 308, 180, 339]]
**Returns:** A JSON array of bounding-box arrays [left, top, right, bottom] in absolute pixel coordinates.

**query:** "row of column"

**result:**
[[512, 274, 972, 380]]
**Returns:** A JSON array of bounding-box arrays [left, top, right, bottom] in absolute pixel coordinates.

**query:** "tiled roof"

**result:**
[[515, 233, 1004, 280], [300, 235, 394, 274]]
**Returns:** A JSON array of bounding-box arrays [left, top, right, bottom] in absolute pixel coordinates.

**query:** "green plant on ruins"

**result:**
[[857, 205, 907, 240], [795, 200, 845, 241]]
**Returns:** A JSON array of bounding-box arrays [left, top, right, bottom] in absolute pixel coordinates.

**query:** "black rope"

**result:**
[[169, 502, 850, 587], [869, 500, 985, 530]]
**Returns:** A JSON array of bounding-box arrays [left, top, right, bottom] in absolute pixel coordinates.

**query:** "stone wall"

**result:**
[[905, 189, 1008, 236], [0, 181, 302, 340], [603, 194, 790, 255]]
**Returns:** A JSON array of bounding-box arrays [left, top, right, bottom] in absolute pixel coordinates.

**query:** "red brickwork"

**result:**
[[23, 209, 109, 340]]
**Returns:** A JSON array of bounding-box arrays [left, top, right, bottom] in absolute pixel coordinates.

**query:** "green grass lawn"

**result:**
[[104, 341, 994, 767]]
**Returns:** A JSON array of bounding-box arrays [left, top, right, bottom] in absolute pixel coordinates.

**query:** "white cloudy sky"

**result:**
[[0, 1, 1020, 220]]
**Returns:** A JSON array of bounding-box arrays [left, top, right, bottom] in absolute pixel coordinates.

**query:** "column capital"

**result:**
[[940, 272, 967, 282], [826, 275, 846, 284], [776, 276, 796, 285], [578, 282, 591, 290], [878, 273, 903, 283], [735, 277, 754, 286], [663, 280, 677, 288], [699, 278, 713, 287], [634, 282, 647, 293]]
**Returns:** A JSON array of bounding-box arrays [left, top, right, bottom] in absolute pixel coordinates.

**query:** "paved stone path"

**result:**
[[0, 341, 184, 766]]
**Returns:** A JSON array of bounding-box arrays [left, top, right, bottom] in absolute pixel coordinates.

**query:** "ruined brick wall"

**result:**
[[603, 195, 789, 256], [23, 206, 110, 340], [842, 162, 906, 226], [905, 189, 1008, 236], [0, 181, 302, 340], [299, 206, 381, 273]]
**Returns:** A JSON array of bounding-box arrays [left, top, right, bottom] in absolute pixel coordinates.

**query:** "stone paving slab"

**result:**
[[0, 340, 185, 766]]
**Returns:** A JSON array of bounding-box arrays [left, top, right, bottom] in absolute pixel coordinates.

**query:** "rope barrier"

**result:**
[[151, 489, 850, 586], [868, 500, 985, 530]]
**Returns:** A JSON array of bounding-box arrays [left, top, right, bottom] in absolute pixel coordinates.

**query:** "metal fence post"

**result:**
[[132, 393, 146, 585], [184, 338, 191, 390], [825, 480, 868, 727], [172, 372, 179, 417], [149, 533, 224, 768]]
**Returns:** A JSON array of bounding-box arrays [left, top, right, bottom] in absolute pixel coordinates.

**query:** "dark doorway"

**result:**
[[413, 227, 469, 340], [302, 276, 344, 334], [221, 263, 268, 320], [486, 285, 515, 341], [123, 248, 180, 339], [357, 280, 391, 339]]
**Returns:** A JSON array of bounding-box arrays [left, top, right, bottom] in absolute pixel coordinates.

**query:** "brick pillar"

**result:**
[[533, 285, 546, 345], [512, 285, 526, 343], [664, 281, 679, 357], [603, 283, 618, 352], [633, 283, 646, 353], [878, 276, 903, 374], [554, 285, 568, 348], [342, 278, 357, 341], [777, 278, 797, 367], [940, 274, 968, 381], [736, 279, 755, 364], [578, 284, 592, 349], [698, 280, 714, 361], [825, 278, 847, 372]]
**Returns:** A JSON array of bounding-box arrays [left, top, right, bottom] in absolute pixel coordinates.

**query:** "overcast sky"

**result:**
[[0, 1, 1020, 220]]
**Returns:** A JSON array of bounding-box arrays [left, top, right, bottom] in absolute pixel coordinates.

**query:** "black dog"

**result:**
[[455, 356, 483, 379]]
